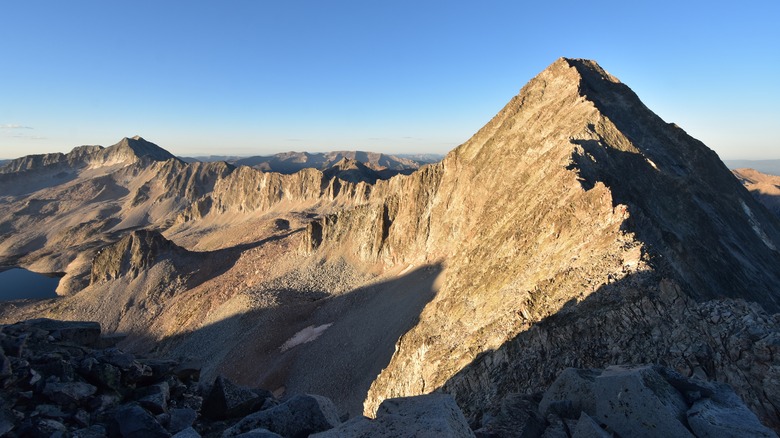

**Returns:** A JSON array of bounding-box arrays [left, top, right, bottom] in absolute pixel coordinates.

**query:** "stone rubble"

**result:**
[[0, 318, 775, 437]]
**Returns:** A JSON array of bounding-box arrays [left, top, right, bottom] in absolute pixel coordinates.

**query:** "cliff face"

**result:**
[[305, 59, 780, 421]]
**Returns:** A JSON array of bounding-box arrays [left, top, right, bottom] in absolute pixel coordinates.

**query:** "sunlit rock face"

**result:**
[[0, 58, 779, 429]]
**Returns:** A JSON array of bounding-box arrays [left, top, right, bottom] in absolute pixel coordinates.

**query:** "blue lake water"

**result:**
[[0, 268, 60, 300]]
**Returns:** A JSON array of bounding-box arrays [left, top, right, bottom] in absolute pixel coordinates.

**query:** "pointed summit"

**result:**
[[110, 136, 179, 163], [449, 57, 780, 308]]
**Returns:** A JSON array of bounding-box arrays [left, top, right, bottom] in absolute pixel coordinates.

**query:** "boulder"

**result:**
[[224, 394, 341, 437], [172, 427, 202, 438], [234, 428, 283, 437], [73, 425, 108, 437], [0, 348, 11, 378], [538, 368, 600, 418], [168, 407, 198, 434], [312, 393, 474, 438], [139, 381, 171, 414], [112, 404, 172, 438], [0, 408, 15, 436], [593, 365, 693, 438], [89, 361, 123, 390], [202, 375, 266, 420], [24, 319, 102, 346], [571, 412, 611, 438], [687, 394, 777, 437], [42, 381, 97, 406], [487, 393, 545, 437]]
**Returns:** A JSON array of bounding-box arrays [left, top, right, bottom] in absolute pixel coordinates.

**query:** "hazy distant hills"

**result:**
[[183, 151, 441, 168], [178, 150, 441, 183], [1, 58, 779, 430], [725, 159, 780, 176]]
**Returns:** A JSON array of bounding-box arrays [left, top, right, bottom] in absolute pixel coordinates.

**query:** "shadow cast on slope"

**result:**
[[568, 136, 780, 311], [130, 262, 443, 418], [440, 269, 780, 430]]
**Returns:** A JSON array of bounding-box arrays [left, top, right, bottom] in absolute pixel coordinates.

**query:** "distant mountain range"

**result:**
[[181, 151, 442, 182], [725, 159, 780, 176]]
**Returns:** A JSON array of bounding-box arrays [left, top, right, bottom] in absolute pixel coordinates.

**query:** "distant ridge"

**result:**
[[0, 136, 179, 174], [726, 159, 780, 176]]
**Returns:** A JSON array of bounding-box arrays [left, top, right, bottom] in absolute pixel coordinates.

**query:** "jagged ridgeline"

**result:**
[[1, 57, 779, 434]]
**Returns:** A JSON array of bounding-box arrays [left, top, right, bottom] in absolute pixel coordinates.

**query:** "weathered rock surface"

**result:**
[[484, 364, 778, 438], [223, 394, 341, 437], [360, 58, 780, 430], [202, 375, 270, 420], [312, 393, 475, 437]]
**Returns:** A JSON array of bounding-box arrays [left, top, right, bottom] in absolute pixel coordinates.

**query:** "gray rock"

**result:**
[[113, 404, 172, 438], [224, 394, 341, 437], [97, 348, 136, 369], [172, 427, 202, 438], [26, 319, 102, 346], [687, 397, 777, 437], [312, 393, 474, 438], [540, 415, 569, 438], [140, 381, 171, 414], [234, 428, 283, 437], [90, 362, 122, 390], [539, 368, 600, 418], [0, 348, 11, 378], [35, 404, 67, 419], [33, 418, 68, 435], [168, 407, 198, 434], [489, 393, 545, 437], [202, 375, 265, 420], [0, 408, 15, 436], [594, 365, 693, 438], [43, 381, 98, 406], [571, 412, 611, 438], [73, 425, 108, 437]]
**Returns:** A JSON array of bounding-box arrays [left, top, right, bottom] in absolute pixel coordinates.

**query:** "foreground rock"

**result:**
[[312, 393, 475, 437], [0, 318, 775, 437], [477, 364, 776, 437]]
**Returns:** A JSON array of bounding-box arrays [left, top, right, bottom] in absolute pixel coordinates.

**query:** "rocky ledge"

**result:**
[[0, 319, 775, 437]]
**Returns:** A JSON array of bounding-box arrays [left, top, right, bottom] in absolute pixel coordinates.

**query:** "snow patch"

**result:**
[[741, 200, 777, 251], [280, 323, 333, 352]]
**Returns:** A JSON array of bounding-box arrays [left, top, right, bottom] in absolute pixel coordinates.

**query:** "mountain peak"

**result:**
[[110, 136, 179, 163]]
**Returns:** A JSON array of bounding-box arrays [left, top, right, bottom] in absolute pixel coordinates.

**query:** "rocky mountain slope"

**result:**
[[0, 58, 779, 433], [734, 167, 780, 218], [1, 318, 772, 437]]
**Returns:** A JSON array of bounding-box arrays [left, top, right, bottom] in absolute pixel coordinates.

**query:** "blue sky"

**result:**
[[1, 1, 778, 159]]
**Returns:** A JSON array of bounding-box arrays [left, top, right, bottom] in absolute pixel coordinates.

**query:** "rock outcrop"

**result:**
[[90, 230, 188, 284], [474, 364, 776, 438]]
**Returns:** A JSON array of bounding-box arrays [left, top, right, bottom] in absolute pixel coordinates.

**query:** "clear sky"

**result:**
[[1, 1, 778, 160]]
